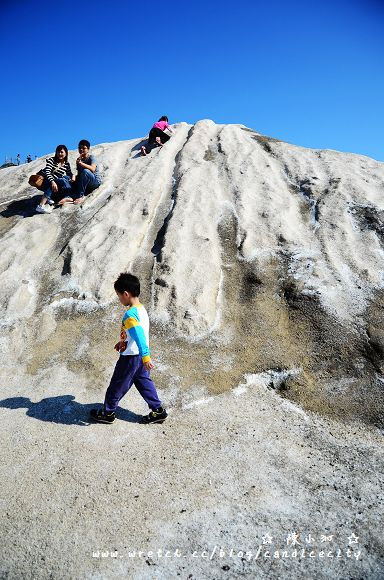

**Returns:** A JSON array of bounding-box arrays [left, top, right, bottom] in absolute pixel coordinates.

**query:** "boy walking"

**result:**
[[90, 273, 167, 425]]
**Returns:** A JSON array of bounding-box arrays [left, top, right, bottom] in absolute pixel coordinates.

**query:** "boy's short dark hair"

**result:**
[[114, 272, 140, 296], [78, 139, 90, 149]]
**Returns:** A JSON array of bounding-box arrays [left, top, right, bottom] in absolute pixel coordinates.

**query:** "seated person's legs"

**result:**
[[158, 130, 170, 144], [36, 176, 61, 212], [55, 175, 74, 203], [145, 128, 158, 153], [144, 127, 170, 154], [152, 127, 170, 145], [73, 169, 100, 199], [56, 175, 73, 193], [39, 177, 54, 204]]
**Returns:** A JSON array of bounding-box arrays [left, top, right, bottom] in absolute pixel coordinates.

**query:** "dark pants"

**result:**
[[146, 127, 170, 153], [41, 175, 73, 201], [104, 355, 162, 413], [73, 169, 100, 199]]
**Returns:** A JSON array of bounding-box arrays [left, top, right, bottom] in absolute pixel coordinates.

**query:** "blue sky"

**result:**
[[0, 0, 383, 162]]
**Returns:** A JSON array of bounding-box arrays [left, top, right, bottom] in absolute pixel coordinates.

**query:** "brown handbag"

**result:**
[[28, 170, 45, 189]]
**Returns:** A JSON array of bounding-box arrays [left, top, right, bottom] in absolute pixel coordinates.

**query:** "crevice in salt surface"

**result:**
[[242, 271, 262, 300], [56, 185, 115, 259], [237, 230, 247, 257], [240, 127, 281, 156], [282, 164, 322, 227], [349, 203, 384, 248], [360, 333, 384, 375], [61, 247, 72, 276], [234, 368, 302, 396], [256, 367, 302, 392], [298, 178, 320, 225], [150, 127, 194, 263]]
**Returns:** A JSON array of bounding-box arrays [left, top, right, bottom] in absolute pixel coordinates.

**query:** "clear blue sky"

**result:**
[[0, 0, 383, 162]]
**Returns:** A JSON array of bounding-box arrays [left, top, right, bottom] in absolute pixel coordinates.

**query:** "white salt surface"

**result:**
[[1, 120, 384, 333]]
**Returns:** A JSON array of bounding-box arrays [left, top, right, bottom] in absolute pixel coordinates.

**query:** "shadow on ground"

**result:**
[[0, 395, 143, 425], [131, 139, 162, 158], [1, 195, 43, 218]]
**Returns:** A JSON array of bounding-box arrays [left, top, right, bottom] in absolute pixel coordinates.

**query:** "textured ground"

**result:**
[[0, 120, 383, 579]]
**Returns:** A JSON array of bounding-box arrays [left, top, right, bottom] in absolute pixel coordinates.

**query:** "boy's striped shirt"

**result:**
[[120, 303, 151, 362]]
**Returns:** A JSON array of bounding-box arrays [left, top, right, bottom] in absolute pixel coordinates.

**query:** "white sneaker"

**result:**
[[36, 204, 52, 214], [46, 199, 55, 205]]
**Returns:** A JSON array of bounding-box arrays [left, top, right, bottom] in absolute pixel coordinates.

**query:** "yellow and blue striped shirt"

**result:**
[[119, 303, 151, 363]]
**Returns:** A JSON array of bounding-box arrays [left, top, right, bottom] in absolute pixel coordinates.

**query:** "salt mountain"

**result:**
[[0, 119, 384, 427]]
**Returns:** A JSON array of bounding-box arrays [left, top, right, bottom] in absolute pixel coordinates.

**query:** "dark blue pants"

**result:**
[[104, 355, 162, 413], [42, 175, 73, 200], [74, 169, 100, 198]]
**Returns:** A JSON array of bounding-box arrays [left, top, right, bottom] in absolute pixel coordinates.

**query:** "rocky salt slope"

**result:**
[[0, 120, 383, 579]]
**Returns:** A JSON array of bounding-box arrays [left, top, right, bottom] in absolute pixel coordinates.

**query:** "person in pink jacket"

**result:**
[[141, 116, 173, 156]]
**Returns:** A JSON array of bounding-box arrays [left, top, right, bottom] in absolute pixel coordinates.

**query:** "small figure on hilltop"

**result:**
[[141, 115, 173, 156], [26, 154, 32, 163], [36, 145, 74, 214], [16, 153, 21, 165], [90, 272, 168, 425]]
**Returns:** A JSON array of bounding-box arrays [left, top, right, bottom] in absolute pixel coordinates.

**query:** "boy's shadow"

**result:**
[[0, 395, 143, 425]]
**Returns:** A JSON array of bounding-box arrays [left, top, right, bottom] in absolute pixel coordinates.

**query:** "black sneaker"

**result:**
[[140, 406, 168, 424], [89, 408, 116, 424]]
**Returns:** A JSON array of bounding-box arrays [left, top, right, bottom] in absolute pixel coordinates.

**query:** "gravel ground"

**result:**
[[1, 370, 383, 579]]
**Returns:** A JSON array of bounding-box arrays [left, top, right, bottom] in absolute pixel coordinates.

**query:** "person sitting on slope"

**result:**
[[35, 145, 74, 214], [63, 139, 102, 205], [141, 116, 173, 156]]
